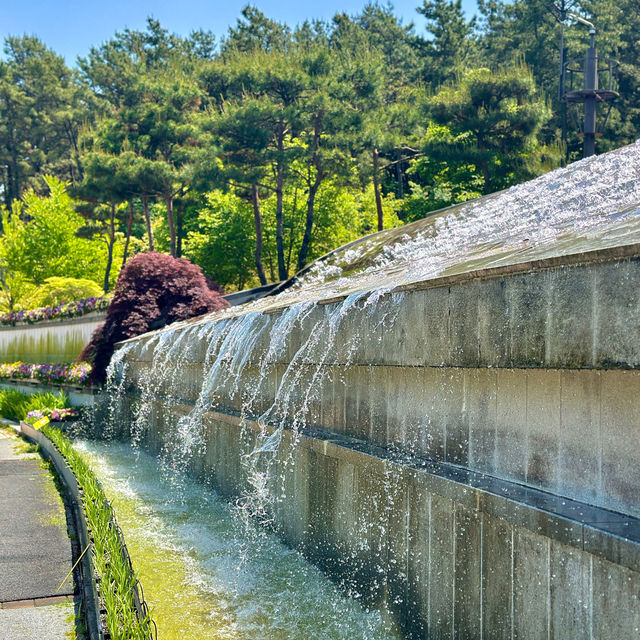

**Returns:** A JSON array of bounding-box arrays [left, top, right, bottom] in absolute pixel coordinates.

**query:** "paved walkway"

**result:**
[[0, 428, 76, 639]]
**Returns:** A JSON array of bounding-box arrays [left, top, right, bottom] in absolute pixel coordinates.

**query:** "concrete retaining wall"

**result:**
[[0, 312, 105, 363], [116, 247, 640, 639], [120, 402, 640, 640]]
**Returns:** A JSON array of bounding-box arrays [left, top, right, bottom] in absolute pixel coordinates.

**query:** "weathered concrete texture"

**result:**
[[0, 602, 75, 640], [126, 255, 640, 371], [115, 248, 640, 639], [123, 407, 640, 640], [0, 312, 105, 364], [125, 361, 640, 518]]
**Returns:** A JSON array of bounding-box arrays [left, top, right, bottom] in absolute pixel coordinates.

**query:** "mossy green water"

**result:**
[[74, 440, 399, 640]]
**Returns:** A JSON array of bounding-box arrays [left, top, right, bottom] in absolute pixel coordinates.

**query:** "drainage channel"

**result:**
[[73, 439, 402, 640]]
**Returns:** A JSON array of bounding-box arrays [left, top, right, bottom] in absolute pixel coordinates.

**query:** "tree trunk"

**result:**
[[122, 201, 134, 269], [166, 196, 177, 257], [477, 139, 491, 194], [252, 184, 268, 286], [479, 159, 491, 194], [103, 202, 116, 293], [275, 131, 287, 281], [395, 148, 404, 198], [373, 148, 384, 232], [6, 158, 18, 212], [142, 195, 155, 251], [296, 125, 323, 273], [176, 199, 183, 258], [297, 178, 321, 273]]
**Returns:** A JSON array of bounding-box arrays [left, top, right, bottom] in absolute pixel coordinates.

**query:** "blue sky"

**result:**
[[1, 0, 479, 65]]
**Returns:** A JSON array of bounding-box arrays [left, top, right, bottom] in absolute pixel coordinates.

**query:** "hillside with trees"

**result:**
[[1, 0, 638, 301]]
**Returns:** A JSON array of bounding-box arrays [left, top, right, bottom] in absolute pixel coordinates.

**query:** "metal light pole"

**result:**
[[563, 15, 618, 158]]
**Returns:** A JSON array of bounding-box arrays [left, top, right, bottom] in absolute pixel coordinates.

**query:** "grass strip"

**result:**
[[40, 424, 155, 640]]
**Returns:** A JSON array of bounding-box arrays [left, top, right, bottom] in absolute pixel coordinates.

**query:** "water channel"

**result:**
[[74, 439, 401, 640]]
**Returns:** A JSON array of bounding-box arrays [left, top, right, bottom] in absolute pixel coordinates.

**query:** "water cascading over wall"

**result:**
[[108, 142, 640, 639]]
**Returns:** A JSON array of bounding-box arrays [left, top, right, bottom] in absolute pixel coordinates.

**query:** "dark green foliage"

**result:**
[[427, 66, 556, 194], [2, 1, 637, 297]]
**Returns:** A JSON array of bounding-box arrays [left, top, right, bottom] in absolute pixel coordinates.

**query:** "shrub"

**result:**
[[28, 277, 103, 308], [0, 362, 92, 386], [82, 252, 230, 383], [0, 390, 31, 421]]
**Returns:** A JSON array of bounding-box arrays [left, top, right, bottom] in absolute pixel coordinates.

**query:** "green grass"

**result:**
[[0, 388, 69, 422], [41, 425, 154, 640]]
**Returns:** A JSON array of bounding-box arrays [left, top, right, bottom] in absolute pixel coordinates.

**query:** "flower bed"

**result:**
[[0, 295, 109, 326], [26, 407, 80, 422], [0, 361, 92, 386]]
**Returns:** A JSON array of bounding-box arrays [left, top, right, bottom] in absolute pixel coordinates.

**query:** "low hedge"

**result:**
[[41, 425, 155, 640]]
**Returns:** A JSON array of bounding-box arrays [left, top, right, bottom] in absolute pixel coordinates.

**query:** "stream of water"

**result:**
[[74, 439, 401, 640]]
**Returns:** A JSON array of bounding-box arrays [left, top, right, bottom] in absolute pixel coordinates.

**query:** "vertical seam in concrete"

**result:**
[[404, 485, 410, 615], [510, 527, 515, 640], [545, 271, 553, 366], [547, 539, 551, 640], [452, 502, 456, 640], [427, 492, 432, 630], [591, 267, 599, 368], [508, 277, 515, 367], [493, 370, 499, 474], [524, 370, 530, 484], [589, 554, 594, 640], [479, 511, 484, 640], [597, 370, 603, 498], [558, 372, 564, 495], [476, 285, 481, 366]]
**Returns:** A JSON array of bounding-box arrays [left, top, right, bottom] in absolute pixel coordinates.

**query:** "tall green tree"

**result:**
[[417, 0, 477, 86], [427, 66, 555, 194], [0, 36, 94, 208]]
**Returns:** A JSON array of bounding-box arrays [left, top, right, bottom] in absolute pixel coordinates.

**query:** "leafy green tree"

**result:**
[[0, 36, 94, 208], [202, 45, 308, 281], [182, 190, 256, 290], [417, 0, 478, 86], [220, 6, 291, 55], [0, 177, 110, 289], [427, 66, 555, 194], [75, 152, 133, 292]]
